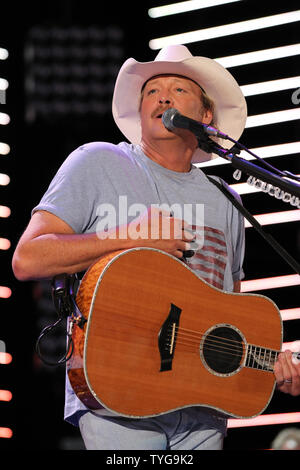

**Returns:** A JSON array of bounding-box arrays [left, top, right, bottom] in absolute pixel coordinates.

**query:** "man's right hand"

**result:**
[[122, 207, 195, 259]]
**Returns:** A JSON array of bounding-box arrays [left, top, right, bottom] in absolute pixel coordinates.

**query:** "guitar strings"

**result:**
[[175, 333, 243, 354], [174, 324, 278, 354], [173, 334, 244, 358], [173, 339, 277, 371], [171, 326, 244, 355], [176, 339, 243, 358], [175, 340, 243, 360], [174, 325, 244, 346], [173, 335, 278, 370], [113, 317, 278, 363], [172, 334, 277, 369], [167, 326, 278, 362], [165, 324, 245, 359]]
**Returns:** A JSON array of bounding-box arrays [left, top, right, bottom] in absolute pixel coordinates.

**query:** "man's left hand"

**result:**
[[274, 350, 300, 396]]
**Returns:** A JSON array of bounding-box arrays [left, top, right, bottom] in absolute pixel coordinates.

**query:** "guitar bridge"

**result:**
[[158, 303, 182, 372]]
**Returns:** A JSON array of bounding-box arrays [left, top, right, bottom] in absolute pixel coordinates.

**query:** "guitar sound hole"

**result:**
[[200, 325, 244, 376]]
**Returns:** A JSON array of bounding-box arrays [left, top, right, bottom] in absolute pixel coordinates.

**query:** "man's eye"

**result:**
[[176, 87, 185, 93], [147, 89, 157, 95]]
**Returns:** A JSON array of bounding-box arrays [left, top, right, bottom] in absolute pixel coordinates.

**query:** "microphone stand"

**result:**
[[210, 144, 300, 199], [196, 130, 300, 207], [196, 135, 300, 276]]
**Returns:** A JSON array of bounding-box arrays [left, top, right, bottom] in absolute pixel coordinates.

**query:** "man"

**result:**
[[12, 45, 300, 450]]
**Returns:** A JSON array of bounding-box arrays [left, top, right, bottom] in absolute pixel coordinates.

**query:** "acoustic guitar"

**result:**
[[67, 247, 290, 419]]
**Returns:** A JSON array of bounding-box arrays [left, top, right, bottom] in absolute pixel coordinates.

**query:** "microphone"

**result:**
[[162, 108, 227, 139]]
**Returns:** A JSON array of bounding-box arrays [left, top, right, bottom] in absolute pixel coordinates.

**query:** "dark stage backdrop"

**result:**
[[0, 0, 299, 450]]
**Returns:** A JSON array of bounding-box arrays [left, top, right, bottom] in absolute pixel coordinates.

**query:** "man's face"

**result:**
[[140, 74, 212, 144]]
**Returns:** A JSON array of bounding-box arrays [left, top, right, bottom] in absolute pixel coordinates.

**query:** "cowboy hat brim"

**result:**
[[112, 47, 247, 163]]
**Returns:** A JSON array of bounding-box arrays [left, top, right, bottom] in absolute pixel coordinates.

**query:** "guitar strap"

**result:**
[[206, 174, 300, 276]]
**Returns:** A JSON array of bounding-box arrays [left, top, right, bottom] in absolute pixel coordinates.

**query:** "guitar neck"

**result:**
[[246, 345, 300, 372], [245, 345, 279, 372]]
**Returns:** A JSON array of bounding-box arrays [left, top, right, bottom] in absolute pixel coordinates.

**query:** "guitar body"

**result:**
[[67, 248, 282, 419]]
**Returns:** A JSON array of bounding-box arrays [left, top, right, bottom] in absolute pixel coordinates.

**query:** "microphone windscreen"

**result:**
[[162, 108, 178, 131]]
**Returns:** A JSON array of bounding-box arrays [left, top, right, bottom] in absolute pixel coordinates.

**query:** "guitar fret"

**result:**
[[262, 348, 267, 370], [248, 345, 252, 368], [258, 347, 262, 370], [246, 344, 251, 368], [268, 350, 272, 368]]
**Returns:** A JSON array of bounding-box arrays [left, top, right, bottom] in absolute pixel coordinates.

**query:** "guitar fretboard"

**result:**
[[246, 344, 279, 372]]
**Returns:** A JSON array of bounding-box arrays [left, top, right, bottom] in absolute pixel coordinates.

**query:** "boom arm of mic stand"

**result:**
[[211, 146, 300, 198]]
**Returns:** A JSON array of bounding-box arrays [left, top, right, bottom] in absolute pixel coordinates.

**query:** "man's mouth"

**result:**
[[152, 107, 169, 119]]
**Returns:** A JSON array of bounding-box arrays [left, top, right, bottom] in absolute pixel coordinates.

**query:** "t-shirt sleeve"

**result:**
[[32, 144, 101, 233]]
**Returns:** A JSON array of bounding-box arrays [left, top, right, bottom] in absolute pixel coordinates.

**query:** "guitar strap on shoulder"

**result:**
[[206, 175, 300, 276]]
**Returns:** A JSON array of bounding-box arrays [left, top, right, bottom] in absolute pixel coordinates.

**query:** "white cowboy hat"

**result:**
[[112, 44, 247, 163]]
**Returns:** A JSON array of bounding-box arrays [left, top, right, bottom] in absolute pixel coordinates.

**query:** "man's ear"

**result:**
[[202, 109, 213, 125]]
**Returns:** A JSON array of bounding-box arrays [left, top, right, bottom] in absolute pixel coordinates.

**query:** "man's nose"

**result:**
[[159, 97, 171, 104]]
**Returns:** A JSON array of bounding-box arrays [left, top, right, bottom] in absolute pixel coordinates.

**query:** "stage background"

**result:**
[[0, 0, 299, 450]]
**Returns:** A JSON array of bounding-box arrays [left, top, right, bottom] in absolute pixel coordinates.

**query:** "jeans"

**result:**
[[78, 407, 225, 450]]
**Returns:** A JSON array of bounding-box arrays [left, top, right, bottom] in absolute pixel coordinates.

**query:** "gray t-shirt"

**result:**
[[32, 141, 245, 432]]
